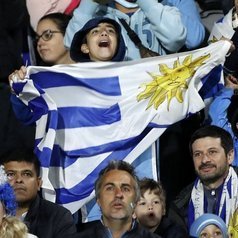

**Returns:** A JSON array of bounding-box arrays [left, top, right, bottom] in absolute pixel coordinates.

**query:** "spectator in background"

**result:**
[[134, 178, 188, 238], [208, 63, 238, 166], [9, 12, 75, 126], [64, 0, 187, 60], [1, 149, 77, 238], [189, 213, 228, 238], [165, 0, 205, 51], [34, 13, 75, 66], [70, 17, 126, 62], [168, 125, 238, 233], [8, 16, 125, 127], [0, 216, 29, 238], [0, 165, 37, 237], [76, 160, 160, 238]]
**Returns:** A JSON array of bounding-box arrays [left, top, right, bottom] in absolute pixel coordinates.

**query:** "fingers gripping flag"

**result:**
[[12, 41, 230, 214]]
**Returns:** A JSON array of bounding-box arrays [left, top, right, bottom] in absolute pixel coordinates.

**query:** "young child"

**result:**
[[134, 178, 188, 238], [70, 17, 126, 62], [189, 213, 228, 238]]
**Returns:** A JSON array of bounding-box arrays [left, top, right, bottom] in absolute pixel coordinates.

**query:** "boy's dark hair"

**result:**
[[189, 125, 233, 156], [139, 178, 166, 208], [95, 160, 140, 201], [39, 12, 72, 35], [1, 148, 41, 177]]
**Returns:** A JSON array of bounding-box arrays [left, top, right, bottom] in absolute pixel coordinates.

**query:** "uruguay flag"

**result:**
[[12, 40, 230, 215]]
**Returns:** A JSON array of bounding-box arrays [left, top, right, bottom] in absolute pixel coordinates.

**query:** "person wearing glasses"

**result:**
[[34, 12, 75, 66], [8, 12, 75, 126]]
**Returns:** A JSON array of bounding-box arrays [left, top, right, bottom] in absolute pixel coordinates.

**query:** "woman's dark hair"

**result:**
[[39, 12, 72, 35]]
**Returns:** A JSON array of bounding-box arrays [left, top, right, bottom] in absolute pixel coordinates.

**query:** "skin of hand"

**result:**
[[8, 66, 27, 85], [225, 74, 238, 89]]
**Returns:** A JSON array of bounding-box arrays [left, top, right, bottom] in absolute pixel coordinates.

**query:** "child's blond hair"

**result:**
[[0, 216, 28, 238]]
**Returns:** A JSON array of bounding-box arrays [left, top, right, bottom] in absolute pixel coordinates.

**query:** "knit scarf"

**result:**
[[188, 167, 238, 228]]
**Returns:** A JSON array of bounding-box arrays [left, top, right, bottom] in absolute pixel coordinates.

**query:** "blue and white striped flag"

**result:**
[[208, 8, 234, 42], [12, 40, 230, 215]]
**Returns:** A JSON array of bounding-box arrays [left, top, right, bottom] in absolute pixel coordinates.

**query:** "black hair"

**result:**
[[39, 12, 72, 35], [1, 148, 41, 177], [189, 125, 233, 156]]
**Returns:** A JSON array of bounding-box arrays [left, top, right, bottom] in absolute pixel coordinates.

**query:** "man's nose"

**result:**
[[15, 173, 23, 182], [115, 187, 123, 198], [201, 153, 211, 163]]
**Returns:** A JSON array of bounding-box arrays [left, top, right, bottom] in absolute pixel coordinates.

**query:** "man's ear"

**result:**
[[228, 149, 234, 165], [37, 177, 43, 191], [81, 44, 89, 54]]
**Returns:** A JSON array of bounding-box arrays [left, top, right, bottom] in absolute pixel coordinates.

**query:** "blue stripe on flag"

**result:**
[[57, 104, 121, 129], [199, 65, 223, 99], [55, 146, 136, 204], [12, 81, 27, 95], [30, 72, 121, 95], [37, 130, 148, 167]]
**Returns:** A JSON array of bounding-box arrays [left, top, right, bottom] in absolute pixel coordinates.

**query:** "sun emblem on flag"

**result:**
[[137, 53, 210, 110]]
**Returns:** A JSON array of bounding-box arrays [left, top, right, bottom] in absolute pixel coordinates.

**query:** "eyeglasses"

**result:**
[[35, 29, 62, 42]]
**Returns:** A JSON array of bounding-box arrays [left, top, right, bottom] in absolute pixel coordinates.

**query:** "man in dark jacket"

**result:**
[[1, 148, 77, 238], [168, 125, 238, 234], [76, 160, 160, 238]]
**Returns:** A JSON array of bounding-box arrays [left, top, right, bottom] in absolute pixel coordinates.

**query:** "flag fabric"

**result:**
[[12, 40, 230, 215], [208, 8, 234, 42]]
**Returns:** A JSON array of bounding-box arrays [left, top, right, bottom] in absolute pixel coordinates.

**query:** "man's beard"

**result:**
[[197, 164, 228, 185]]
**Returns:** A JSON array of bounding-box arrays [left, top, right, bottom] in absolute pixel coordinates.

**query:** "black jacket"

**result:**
[[155, 216, 189, 238], [24, 195, 77, 238], [168, 167, 238, 233], [75, 220, 161, 238]]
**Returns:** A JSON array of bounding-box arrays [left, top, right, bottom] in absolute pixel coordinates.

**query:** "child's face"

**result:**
[[81, 22, 118, 62], [134, 190, 165, 232], [199, 224, 223, 238]]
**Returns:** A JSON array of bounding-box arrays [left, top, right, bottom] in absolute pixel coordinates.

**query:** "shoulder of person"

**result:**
[[233, 166, 238, 174], [157, 216, 189, 238], [39, 197, 72, 215]]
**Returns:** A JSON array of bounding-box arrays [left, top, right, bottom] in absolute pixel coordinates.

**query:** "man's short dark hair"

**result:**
[[1, 148, 41, 177], [189, 125, 233, 156], [95, 160, 140, 202]]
